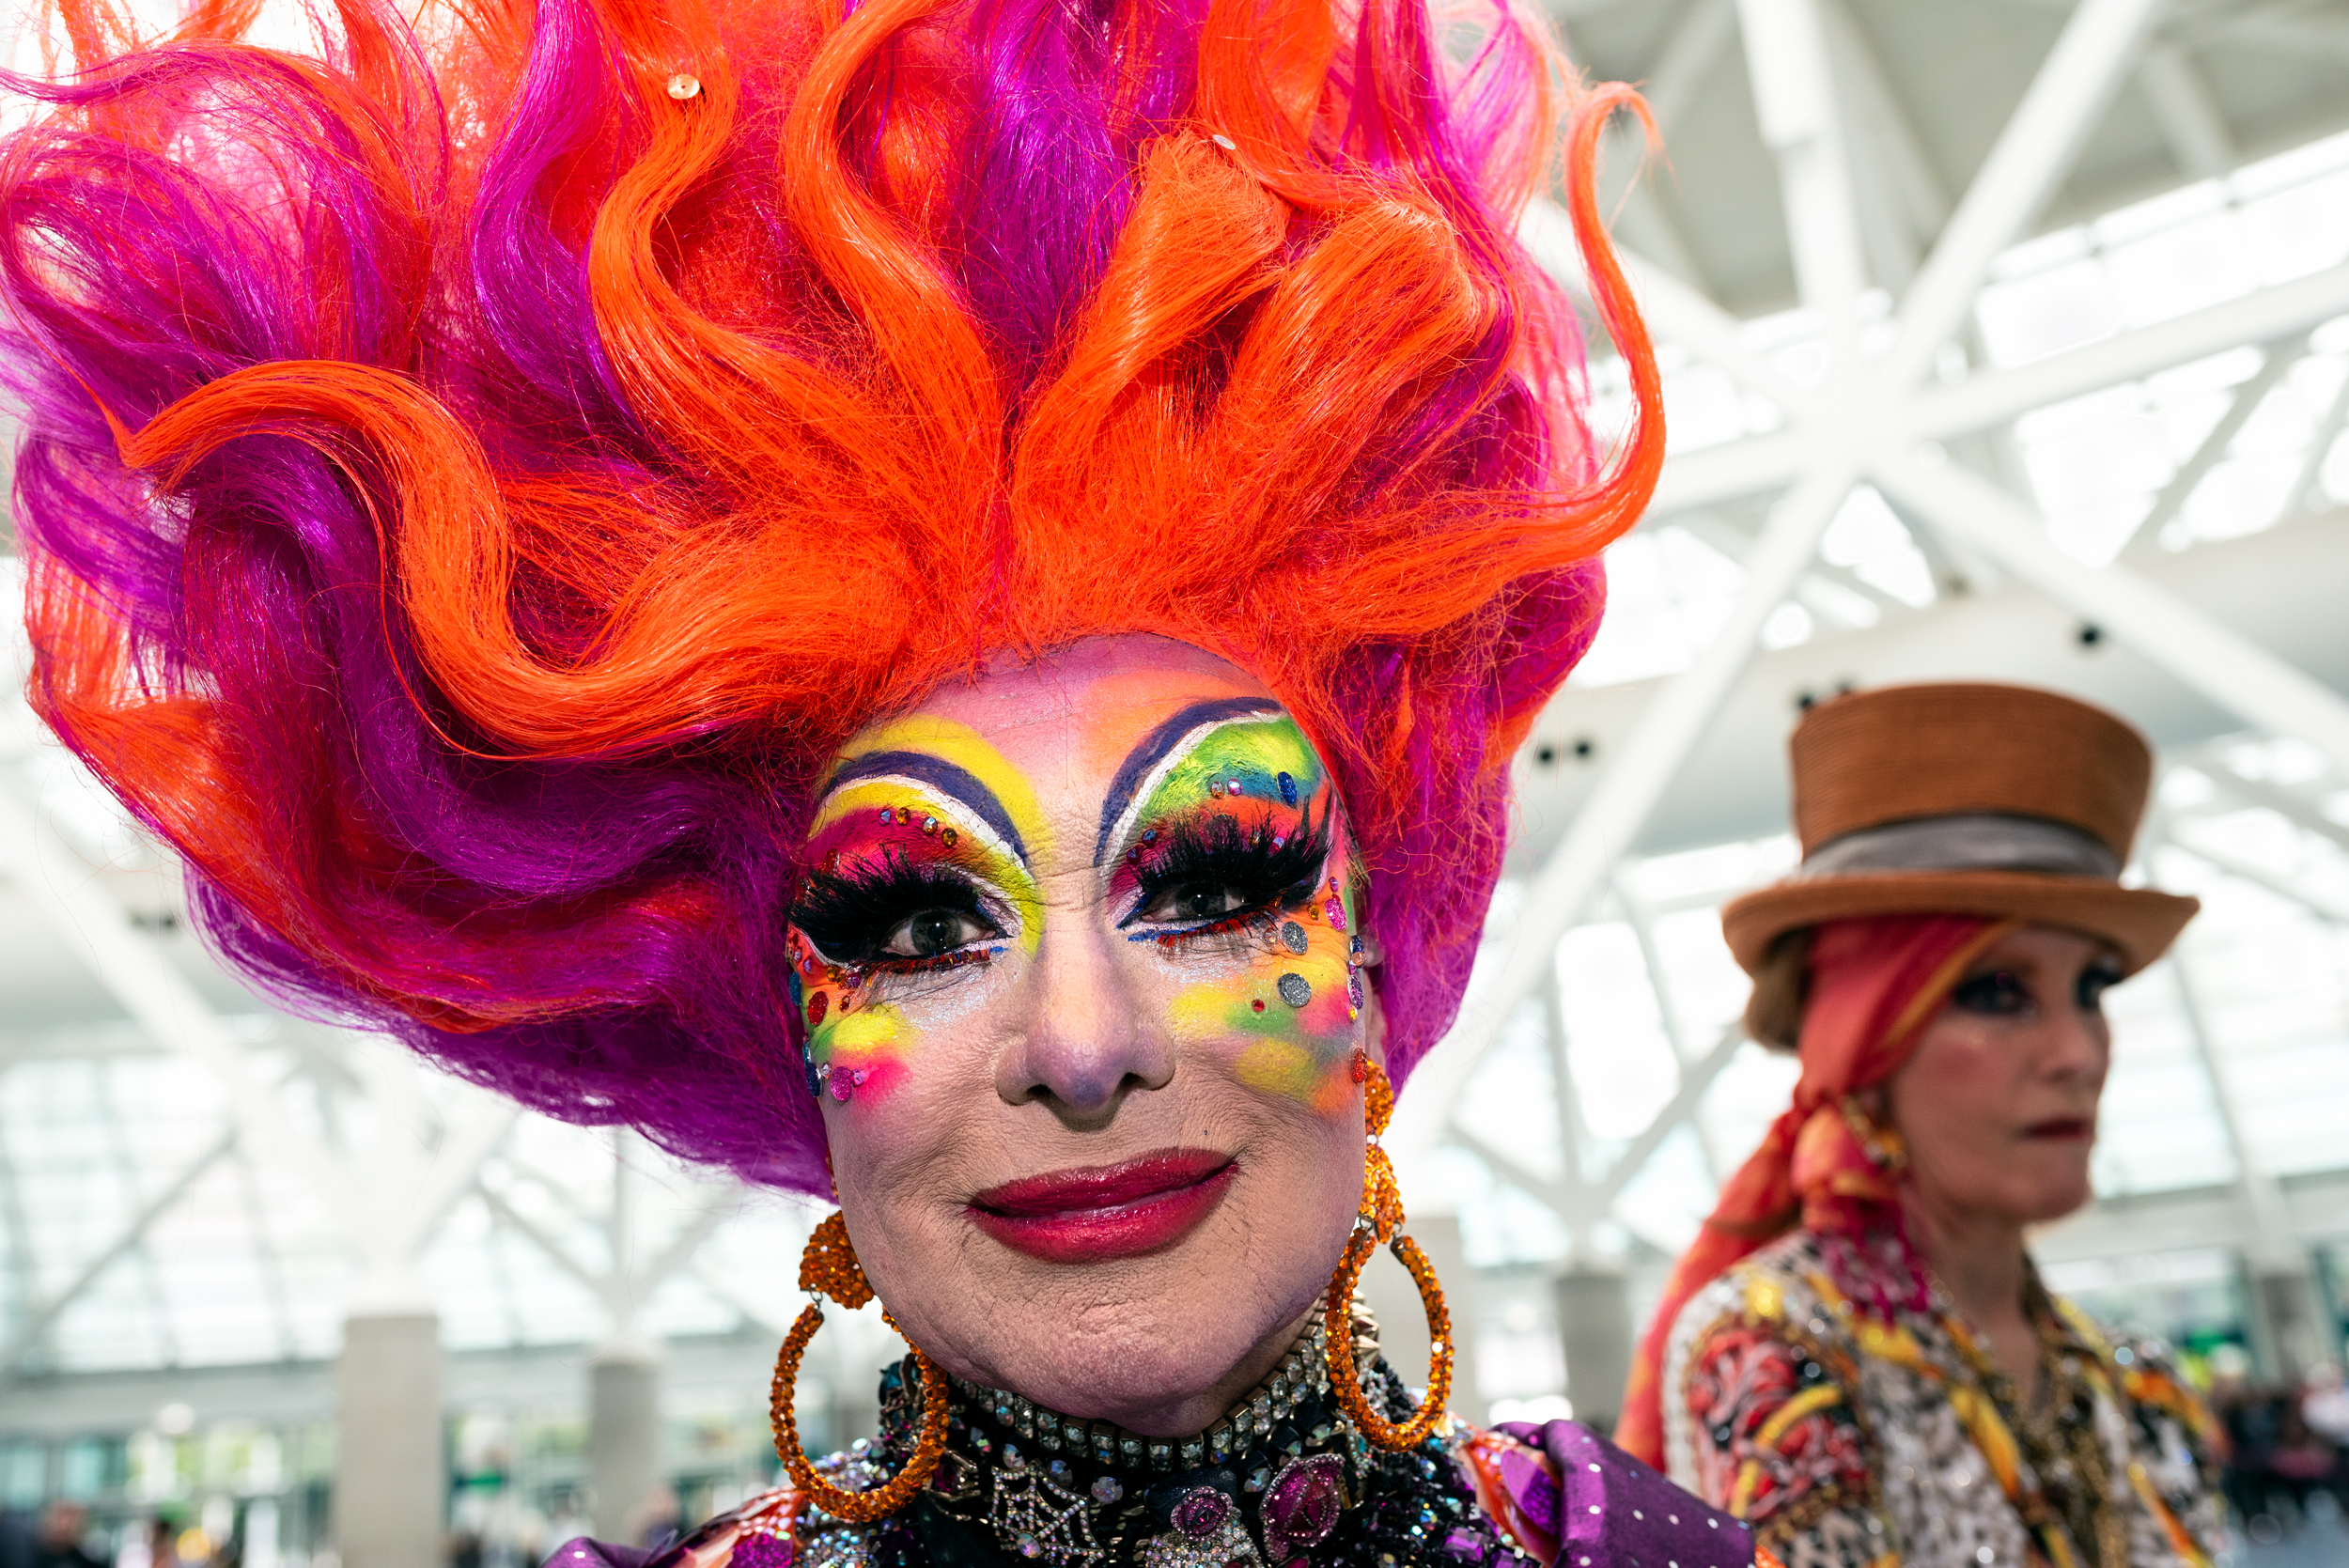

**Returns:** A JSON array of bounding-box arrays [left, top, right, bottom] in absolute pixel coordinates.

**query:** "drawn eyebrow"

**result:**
[[1093, 697, 1285, 866], [824, 751, 1029, 862]]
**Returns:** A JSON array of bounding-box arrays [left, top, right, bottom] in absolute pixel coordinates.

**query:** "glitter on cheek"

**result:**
[[1167, 946, 1359, 1110], [1236, 1041, 1356, 1114]]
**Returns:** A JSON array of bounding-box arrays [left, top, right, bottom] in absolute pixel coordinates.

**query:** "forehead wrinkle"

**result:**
[[822, 751, 1030, 862], [1093, 697, 1285, 866]]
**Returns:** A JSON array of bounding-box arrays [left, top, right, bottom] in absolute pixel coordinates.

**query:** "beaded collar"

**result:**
[[945, 1314, 1338, 1478], [851, 1296, 1529, 1568]]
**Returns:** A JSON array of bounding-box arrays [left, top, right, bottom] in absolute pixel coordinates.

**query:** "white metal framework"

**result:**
[[3, 0, 2349, 1557]]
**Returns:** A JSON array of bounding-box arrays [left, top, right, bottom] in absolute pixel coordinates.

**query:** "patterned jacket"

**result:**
[[1658, 1228, 2222, 1568]]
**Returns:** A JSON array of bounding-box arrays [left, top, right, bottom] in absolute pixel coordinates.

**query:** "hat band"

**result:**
[[1797, 813, 2121, 881]]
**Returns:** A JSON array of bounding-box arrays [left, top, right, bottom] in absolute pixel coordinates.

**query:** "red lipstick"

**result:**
[[969, 1148, 1236, 1263], [2023, 1117, 2094, 1141]]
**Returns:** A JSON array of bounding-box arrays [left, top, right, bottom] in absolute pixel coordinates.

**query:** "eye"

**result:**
[[1949, 970, 2031, 1017], [1137, 884, 1251, 924], [787, 849, 1007, 968], [884, 908, 995, 960], [2077, 961, 2123, 1012]]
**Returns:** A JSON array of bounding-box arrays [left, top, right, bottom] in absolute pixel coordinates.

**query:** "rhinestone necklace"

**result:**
[[948, 1313, 1337, 1477], [870, 1300, 1412, 1568]]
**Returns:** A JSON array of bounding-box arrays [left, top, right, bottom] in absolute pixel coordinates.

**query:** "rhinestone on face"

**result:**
[[1277, 972, 1312, 1007], [1280, 922, 1309, 954]]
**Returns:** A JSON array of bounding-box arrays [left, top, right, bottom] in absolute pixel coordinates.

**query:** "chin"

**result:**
[[2005, 1164, 2096, 1225], [881, 1200, 1344, 1434], [929, 1258, 1313, 1433]]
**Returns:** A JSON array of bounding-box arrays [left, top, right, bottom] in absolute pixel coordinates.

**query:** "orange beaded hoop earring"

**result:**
[[1323, 1053, 1455, 1451], [769, 1211, 951, 1521]]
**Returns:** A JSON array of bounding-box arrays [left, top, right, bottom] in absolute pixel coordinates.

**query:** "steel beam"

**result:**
[[2163, 954, 2297, 1262], [1882, 0, 2165, 391], [0, 785, 350, 1210], [1817, 0, 1948, 245], [0, 1130, 235, 1374], [1393, 461, 1854, 1157], [1540, 969, 1597, 1220], [2185, 751, 2349, 856], [1447, 1122, 1577, 1223], [1642, 0, 1739, 134], [2122, 340, 2298, 560], [1645, 264, 2349, 520], [1610, 882, 1724, 1181], [1909, 264, 2349, 443], [1872, 450, 2349, 777], [1738, 0, 1869, 365], [2160, 833, 2349, 924], [2135, 44, 2236, 181], [1591, 1026, 1744, 1210], [2284, 364, 2349, 515], [1520, 203, 1805, 410]]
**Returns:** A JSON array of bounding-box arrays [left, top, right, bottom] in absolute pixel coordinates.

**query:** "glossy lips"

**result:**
[[969, 1148, 1236, 1263]]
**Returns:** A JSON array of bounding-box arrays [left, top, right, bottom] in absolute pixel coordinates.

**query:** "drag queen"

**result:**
[[1616, 685, 2224, 1568], [0, 0, 1766, 1560]]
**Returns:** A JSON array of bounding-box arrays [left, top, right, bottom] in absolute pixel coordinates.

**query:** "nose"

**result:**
[[995, 917, 1174, 1121], [2043, 997, 2111, 1090]]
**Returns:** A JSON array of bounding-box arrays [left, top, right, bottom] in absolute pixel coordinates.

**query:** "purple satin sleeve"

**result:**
[[1494, 1421, 1755, 1568], [547, 1516, 723, 1568], [543, 1542, 659, 1568]]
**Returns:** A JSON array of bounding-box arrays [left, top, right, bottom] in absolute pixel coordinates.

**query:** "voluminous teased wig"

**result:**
[[1, 0, 1661, 1190]]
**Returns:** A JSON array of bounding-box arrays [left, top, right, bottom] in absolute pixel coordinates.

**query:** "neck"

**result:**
[[957, 1299, 1327, 1445], [1899, 1179, 2030, 1328], [1139, 1300, 1322, 1436]]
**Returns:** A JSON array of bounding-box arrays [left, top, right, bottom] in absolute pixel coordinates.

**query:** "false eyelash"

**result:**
[[1119, 803, 1333, 937], [788, 847, 1004, 967]]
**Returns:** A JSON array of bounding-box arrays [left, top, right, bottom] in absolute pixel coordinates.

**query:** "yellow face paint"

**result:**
[[788, 699, 1370, 1116]]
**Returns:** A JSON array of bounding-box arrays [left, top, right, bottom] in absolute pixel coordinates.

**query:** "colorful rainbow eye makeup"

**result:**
[[788, 726, 1048, 1103], [786, 700, 1371, 1113], [1098, 705, 1370, 1110]]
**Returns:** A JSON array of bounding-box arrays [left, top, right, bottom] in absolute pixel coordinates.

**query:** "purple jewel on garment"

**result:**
[[1261, 1454, 1343, 1559], [1171, 1486, 1233, 1538], [731, 1532, 795, 1568], [1442, 1529, 1487, 1560]]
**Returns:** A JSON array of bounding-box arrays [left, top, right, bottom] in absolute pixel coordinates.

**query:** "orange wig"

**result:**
[[0, 0, 1661, 1188]]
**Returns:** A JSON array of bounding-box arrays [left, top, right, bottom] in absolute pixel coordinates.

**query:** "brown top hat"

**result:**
[[1722, 682, 2199, 1047]]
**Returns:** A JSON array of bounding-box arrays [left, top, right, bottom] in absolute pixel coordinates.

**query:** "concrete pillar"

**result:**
[[1355, 1215, 1481, 1420], [588, 1341, 662, 1545], [334, 1311, 443, 1568], [1554, 1264, 1633, 1436], [2246, 1252, 2337, 1381]]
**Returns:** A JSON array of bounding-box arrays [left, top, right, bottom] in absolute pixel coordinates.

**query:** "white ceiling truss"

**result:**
[[1395, 0, 2349, 1295], [3, 0, 2349, 1445]]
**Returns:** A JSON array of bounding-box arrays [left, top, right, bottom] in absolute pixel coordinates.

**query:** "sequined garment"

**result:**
[[1659, 1228, 2223, 1568], [550, 1346, 1762, 1568]]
